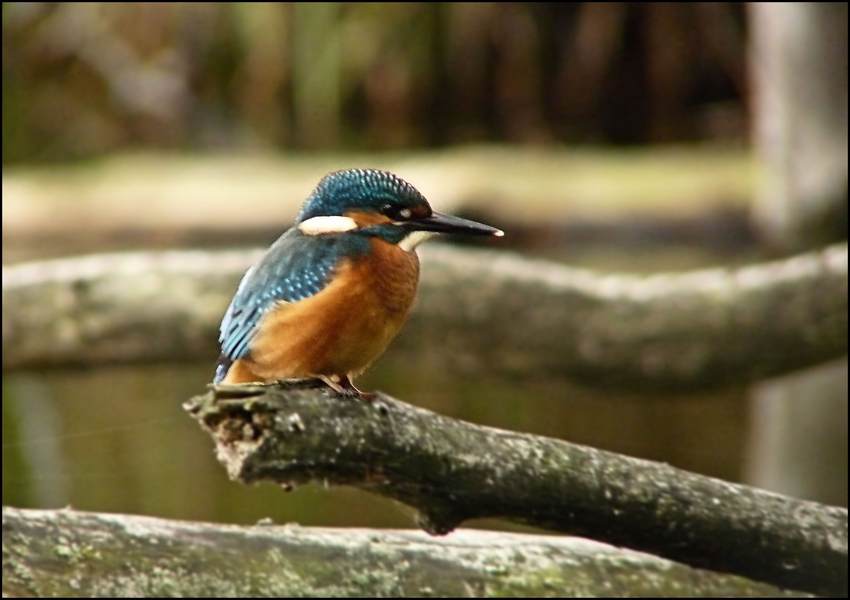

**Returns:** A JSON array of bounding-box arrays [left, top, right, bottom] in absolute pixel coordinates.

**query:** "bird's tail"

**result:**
[[213, 355, 233, 384]]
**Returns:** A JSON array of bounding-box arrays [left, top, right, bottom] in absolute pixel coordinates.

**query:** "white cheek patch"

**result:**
[[397, 229, 439, 252], [298, 216, 359, 235]]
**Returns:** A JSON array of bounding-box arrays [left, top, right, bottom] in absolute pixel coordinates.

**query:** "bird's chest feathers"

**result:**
[[348, 239, 420, 315], [250, 238, 419, 379]]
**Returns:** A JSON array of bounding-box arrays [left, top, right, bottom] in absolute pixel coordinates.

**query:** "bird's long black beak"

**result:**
[[402, 212, 504, 237]]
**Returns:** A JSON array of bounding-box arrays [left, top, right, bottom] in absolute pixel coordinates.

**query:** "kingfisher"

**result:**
[[214, 168, 503, 397]]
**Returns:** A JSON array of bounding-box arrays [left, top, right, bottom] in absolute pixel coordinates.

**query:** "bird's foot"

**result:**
[[318, 375, 374, 401]]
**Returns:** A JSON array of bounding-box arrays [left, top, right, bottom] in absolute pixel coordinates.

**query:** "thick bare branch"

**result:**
[[408, 243, 847, 390], [186, 383, 847, 597], [2, 506, 810, 598], [3, 244, 847, 391]]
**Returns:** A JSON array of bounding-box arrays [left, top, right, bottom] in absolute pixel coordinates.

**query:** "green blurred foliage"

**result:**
[[3, 2, 746, 164]]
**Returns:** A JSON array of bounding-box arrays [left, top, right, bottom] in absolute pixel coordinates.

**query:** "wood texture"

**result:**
[[184, 383, 847, 596]]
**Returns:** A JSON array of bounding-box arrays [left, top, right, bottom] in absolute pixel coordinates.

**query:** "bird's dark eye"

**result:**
[[381, 203, 413, 220]]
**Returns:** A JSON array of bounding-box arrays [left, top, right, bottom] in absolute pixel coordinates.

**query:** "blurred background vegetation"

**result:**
[[3, 2, 846, 532], [3, 1, 747, 162]]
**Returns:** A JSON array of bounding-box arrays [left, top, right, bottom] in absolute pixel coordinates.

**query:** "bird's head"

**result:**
[[295, 169, 503, 250]]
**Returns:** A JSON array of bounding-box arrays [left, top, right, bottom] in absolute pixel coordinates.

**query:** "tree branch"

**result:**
[[3, 243, 847, 391], [2, 506, 811, 598], [186, 383, 847, 597]]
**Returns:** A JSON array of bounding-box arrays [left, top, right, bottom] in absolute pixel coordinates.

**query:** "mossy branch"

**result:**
[[185, 383, 848, 597], [2, 506, 812, 598]]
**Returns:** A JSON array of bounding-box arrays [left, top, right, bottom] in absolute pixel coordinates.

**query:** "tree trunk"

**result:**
[[747, 2, 849, 506]]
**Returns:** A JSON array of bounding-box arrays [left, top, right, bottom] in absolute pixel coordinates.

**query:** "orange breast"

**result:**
[[243, 238, 420, 382]]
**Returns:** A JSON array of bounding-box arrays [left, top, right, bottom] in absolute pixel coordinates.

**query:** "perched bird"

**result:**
[[214, 168, 503, 396]]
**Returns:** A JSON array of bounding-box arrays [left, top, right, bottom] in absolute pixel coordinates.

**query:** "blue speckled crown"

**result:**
[[295, 169, 429, 223]]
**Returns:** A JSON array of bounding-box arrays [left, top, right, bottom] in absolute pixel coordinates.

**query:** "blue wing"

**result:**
[[216, 228, 370, 381]]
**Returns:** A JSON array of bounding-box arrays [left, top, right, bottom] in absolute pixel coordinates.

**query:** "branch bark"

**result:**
[[3, 243, 847, 392], [2, 506, 811, 598], [185, 383, 847, 597]]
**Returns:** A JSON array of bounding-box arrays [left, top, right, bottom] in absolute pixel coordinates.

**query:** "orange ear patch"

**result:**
[[344, 211, 394, 227]]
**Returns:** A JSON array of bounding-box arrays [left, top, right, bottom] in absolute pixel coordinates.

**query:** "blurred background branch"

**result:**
[[2, 243, 846, 390]]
